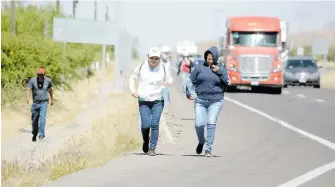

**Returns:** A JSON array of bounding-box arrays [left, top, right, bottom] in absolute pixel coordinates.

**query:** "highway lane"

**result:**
[[226, 86, 335, 144], [41, 75, 335, 187], [282, 86, 335, 106]]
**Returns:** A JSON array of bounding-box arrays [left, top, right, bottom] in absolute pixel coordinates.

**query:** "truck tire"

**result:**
[[272, 87, 282, 94], [225, 86, 237, 92]]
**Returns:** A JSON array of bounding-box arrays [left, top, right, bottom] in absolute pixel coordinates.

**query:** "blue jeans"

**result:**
[[194, 98, 224, 152], [181, 72, 190, 93], [31, 101, 48, 137], [139, 100, 164, 150]]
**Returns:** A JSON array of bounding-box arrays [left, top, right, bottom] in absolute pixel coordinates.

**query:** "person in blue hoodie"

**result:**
[[186, 46, 230, 157]]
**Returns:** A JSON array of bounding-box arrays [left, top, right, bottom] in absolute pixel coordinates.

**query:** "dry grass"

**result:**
[[321, 71, 335, 89], [318, 61, 335, 69], [1, 63, 115, 141], [1, 88, 141, 187]]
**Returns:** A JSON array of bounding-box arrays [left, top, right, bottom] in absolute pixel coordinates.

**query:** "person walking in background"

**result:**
[[26, 67, 54, 142], [160, 46, 172, 105], [177, 52, 194, 93], [129, 47, 173, 156], [186, 46, 230, 157]]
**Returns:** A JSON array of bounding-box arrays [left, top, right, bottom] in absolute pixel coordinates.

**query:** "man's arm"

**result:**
[[26, 78, 33, 104], [48, 79, 54, 105]]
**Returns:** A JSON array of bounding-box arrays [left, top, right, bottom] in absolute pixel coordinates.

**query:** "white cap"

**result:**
[[148, 47, 161, 58]]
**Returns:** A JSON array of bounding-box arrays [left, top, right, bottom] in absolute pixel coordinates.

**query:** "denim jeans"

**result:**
[[194, 98, 224, 152], [139, 100, 164, 150], [31, 101, 48, 137], [181, 72, 190, 93]]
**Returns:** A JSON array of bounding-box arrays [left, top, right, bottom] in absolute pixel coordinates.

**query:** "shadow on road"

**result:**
[[132, 152, 174, 156], [180, 154, 222, 158], [227, 87, 282, 95]]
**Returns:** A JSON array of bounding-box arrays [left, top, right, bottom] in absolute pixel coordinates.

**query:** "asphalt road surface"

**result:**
[[41, 72, 335, 187]]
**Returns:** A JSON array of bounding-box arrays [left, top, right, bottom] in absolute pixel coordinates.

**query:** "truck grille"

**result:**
[[238, 55, 272, 74]]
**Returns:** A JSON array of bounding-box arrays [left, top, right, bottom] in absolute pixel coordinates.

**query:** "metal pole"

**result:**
[[94, 0, 97, 21], [56, 0, 60, 13], [62, 42, 66, 103]]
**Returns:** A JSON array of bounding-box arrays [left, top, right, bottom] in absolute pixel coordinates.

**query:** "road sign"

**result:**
[[312, 38, 329, 55], [297, 47, 304, 56], [53, 18, 122, 45]]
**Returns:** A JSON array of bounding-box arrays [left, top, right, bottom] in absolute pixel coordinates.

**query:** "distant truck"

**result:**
[[176, 41, 198, 61], [222, 16, 284, 94]]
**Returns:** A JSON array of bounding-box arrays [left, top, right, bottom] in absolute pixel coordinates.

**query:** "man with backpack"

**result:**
[[26, 67, 54, 142], [177, 52, 194, 93], [129, 47, 173, 156]]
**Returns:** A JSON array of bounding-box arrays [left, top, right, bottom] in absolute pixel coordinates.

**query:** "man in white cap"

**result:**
[[129, 47, 173, 156]]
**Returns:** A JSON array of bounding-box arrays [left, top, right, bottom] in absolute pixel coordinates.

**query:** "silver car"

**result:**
[[283, 56, 320, 88]]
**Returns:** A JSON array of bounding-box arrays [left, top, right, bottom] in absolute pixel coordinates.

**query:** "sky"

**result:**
[[20, 0, 335, 56]]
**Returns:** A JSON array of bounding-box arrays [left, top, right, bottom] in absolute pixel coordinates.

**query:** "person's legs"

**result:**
[[139, 101, 152, 153], [31, 103, 40, 142], [149, 100, 164, 155], [181, 73, 188, 93], [205, 99, 224, 156], [194, 98, 208, 154], [38, 101, 48, 139]]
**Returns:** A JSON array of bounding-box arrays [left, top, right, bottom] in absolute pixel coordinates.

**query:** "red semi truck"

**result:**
[[222, 16, 284, 94]]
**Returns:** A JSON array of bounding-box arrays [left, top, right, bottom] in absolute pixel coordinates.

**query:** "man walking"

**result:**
[[26, 67, 54, 142]]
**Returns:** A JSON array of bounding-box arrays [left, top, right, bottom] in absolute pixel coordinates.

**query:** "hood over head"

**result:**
[[204, 46, 219, 65]]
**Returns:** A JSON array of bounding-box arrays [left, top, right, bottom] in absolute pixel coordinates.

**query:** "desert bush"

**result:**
[[1, 3, 108, 106]]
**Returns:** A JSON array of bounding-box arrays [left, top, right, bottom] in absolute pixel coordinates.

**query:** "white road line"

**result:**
[[296, 94, 306, 98], [315, 99, 326, 103], [225, 96, 335, 186], [277, 161, 335, 187], [225, 97, 335, 151]]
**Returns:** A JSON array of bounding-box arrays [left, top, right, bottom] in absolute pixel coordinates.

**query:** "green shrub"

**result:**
[[1, 3, 109, 106]]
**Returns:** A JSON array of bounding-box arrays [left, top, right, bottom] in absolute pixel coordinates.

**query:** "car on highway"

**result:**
[[283, 56, 320, 88]]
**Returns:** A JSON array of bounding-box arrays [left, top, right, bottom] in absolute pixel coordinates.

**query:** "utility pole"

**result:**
[[94, 0, 97, 20], [10, 0, 16, 36], [56, 0, 60, 13], [105, 6, 109, 21], [72, 0, 78, 18]]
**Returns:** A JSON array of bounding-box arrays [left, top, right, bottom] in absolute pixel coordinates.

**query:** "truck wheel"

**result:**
[[272, 87, 282, 94], [225, 86, 237, 92], [313, 84, 320, 89]]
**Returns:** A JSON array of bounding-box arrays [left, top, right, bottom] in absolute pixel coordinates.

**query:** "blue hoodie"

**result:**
[[186, 46, 229, 100]]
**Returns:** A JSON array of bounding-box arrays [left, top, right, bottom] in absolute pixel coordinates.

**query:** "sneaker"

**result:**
[[32, 136, 37, 142], [205, 151, 213, 158], [149, 149, 156, 156], [142, 141, 149, 154], [196, 143, 204, 154], [39, 136, 47, 141]]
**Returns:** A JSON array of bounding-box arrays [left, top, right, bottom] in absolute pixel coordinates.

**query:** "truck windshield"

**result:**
[[232, 32, 278, 47]]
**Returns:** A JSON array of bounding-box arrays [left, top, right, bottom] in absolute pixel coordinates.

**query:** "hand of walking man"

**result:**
[[132, 93, 139, 98]]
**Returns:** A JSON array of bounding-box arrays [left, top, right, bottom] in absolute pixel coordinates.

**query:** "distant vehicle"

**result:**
[[223, 16, 284, 94], [283, 56, 320, 88]]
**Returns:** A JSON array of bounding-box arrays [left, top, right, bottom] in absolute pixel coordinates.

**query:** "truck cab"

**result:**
[[223, 16, 283, 94]]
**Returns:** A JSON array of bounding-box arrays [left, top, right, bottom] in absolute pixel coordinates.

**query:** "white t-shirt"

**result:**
[[129, 61, 173, 101]]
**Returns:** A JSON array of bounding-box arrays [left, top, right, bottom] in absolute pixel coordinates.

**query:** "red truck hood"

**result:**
[[231, 46, 278, 57]]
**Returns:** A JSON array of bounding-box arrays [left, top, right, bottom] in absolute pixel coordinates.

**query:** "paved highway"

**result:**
[[41, 73, 335, 187]]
